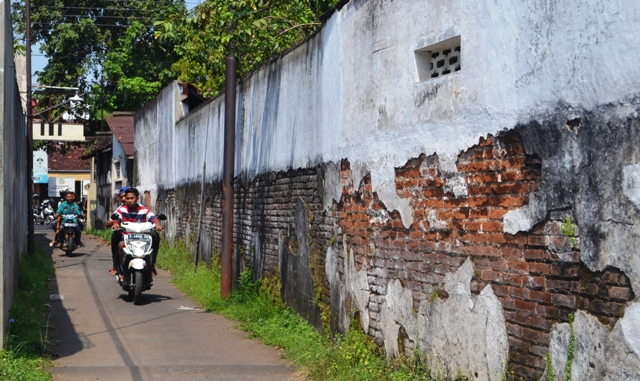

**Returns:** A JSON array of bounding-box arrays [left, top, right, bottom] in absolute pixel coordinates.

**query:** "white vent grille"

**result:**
[[414, 36, 461, 82]]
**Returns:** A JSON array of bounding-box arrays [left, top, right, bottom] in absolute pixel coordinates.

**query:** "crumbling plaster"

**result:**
[[547, 309, 640, 380], [333, 255, 509, 381]]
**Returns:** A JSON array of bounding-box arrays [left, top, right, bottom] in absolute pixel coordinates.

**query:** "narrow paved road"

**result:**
[[36, 227, 302, 381]]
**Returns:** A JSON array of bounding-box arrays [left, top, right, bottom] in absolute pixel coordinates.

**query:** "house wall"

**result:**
[[0, 0, 28, 348], [111, 136, 128, 193], [136, 0, 640, 379], [93, 151, 114, 229]]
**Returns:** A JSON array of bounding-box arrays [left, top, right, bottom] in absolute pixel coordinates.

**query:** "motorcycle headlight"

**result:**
[[124, 236, 152, 257]]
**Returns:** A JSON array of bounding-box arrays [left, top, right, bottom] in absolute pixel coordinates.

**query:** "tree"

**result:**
[[155, 0, 340, 97], [12, 0, 185, 130]]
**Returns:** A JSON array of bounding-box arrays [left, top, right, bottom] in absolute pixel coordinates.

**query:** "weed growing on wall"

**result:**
[[156, 239, 440, 381], [564, 314, 575, 381], [545, 352, 555, 381], [259, 271, 283, 306], [1, 247, 54, 381], [541, 314, 575, 381], [561, 218, 579, 249]]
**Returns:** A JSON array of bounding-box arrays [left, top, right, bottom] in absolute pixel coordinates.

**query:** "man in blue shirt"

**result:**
[[50, 191, 84, 248]]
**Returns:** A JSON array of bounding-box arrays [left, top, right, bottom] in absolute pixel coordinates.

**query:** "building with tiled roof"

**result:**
[[81, 112, 135, 229], [108, 114, 134, 157], [33, 144, 91, 205]]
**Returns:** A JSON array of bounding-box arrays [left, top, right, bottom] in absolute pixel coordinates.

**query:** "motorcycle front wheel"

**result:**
[[44, 216, 54, 225], [133, 271, 143, 305], [66, 235, 74, 256]]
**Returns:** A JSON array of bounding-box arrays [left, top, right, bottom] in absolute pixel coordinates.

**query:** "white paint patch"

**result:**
[[439, 153, 468, 198], [620, 302, 640, 357], [623, 164, 640, 208], [503, 207, 534, 234], [49, 294, 65, 300], [409, 259, 509, 381], [345, 246, 370, 333], [380, 279, 418, 357], [427, 210, 447, 231]]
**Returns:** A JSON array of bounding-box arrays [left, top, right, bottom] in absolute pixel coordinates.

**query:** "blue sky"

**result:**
[[31, 1, 202, 84]]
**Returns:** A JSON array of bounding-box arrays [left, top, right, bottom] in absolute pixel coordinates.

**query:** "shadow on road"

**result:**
[[35, 228, 84, 359]]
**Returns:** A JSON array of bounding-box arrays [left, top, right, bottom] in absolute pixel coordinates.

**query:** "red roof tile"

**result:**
[[49, 146, 91, 171], [107, 115, 134, 157]]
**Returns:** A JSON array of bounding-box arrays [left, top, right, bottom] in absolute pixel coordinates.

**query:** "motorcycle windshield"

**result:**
[[62, 214, 77, 222]]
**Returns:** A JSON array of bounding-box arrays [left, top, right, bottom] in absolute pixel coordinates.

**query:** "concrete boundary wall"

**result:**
[[136, 1, 640, 379], [0, 0, 28, 348]]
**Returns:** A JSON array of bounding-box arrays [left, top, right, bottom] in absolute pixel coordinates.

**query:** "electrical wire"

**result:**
[[34, 22, 156, 27]]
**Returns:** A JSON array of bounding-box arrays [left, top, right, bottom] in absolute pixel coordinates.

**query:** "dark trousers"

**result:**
[[150, 230, 160, 265], [111, 230, 123, 268]]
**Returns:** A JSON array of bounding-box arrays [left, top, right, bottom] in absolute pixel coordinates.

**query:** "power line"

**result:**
[[35, 22, 156, 27], [35, 14, 160, 20], [32, 53, 177, 64], [36, 5, 175, 11]]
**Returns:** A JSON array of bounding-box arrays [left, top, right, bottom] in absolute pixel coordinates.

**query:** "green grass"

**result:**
[[1, 246, 54, 381], [85, 228, 112, 242], [154, 239, 438, 381]]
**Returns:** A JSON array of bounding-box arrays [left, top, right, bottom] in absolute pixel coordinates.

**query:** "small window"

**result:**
[[414, 36, 461, 82], [113, 160, 121, 180]]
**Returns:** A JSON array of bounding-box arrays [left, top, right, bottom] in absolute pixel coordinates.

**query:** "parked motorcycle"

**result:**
[[41, 199, 55, 225], [32, 204, 41, 224], [59, 214, 80, 257], [112, 213, 166, 305], [33, 199, 55, 225]]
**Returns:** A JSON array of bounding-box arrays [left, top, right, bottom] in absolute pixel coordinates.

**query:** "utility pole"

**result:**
[[26, 0, 34, 255], [221, 53, 236, 298]]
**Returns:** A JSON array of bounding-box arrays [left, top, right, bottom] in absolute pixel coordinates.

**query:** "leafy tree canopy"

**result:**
[[12, 0, 186, 132], [155, 0, 339, 97]]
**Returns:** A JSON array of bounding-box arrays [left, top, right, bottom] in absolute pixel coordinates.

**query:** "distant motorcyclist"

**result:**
[[50, 191, 84, 248]]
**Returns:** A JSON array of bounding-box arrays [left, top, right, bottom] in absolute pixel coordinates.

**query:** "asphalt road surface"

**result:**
[[35, 226, 302, 381]]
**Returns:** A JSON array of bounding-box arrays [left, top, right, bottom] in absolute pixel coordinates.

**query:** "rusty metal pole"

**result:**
[[221, 53, 236, 298], [26, 0, 34, 255]]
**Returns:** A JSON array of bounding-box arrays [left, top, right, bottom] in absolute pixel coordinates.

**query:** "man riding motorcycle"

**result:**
[[50, 191, 84, 248], [106, 187, 162, 277]]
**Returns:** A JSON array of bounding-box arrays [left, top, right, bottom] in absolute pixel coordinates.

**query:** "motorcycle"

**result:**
[[32, 204, 42, 224], [112, 213, 166, 305], [33, 199, 55, 225], [41, 199, 55, 225], [59, 214, 80, 257]]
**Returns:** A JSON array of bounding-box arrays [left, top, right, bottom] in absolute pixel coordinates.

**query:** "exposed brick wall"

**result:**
[[333, 131, 634, 380], [156, 130, 634, 381], [157, 168, 331, 286]]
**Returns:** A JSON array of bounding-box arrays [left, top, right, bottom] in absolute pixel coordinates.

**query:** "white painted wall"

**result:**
[[164, 0, 640, 202], [111, 134, 127, 194]]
